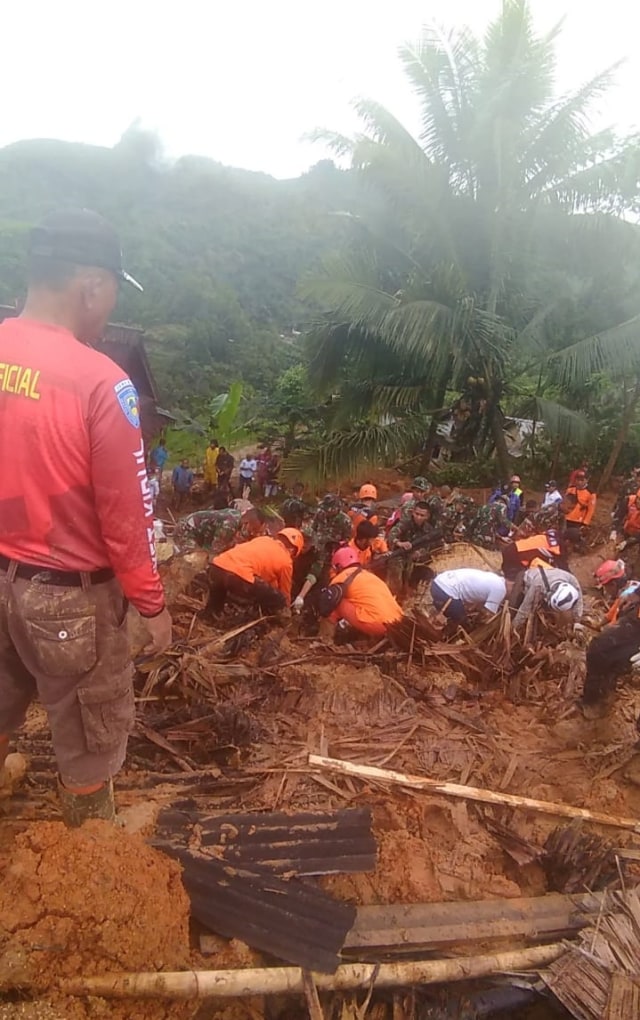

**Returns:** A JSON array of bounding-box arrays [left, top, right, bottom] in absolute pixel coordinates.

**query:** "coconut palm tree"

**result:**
[[297, 0, 640, 479]]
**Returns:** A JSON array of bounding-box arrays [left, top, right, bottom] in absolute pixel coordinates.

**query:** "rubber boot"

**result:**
[[0, 753, 28, 800], [57, 777, 116, 827]]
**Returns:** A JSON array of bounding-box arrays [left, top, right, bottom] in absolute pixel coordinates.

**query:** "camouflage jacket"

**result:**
[[388, 516, 442, 551], [173, 508, 245, 554], [466, 502, 511, 549], [308, 510, 353, 580], [400, 492, 443, 524], [514, 503, 563, 538], [440, 497, 477, 540]]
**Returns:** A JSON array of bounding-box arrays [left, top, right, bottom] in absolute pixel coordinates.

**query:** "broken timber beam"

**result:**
[[58, 943, 565, 1000], [309, 754, 640, 834]]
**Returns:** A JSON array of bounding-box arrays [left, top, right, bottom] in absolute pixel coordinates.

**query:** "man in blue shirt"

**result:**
[[150, 438, 169, 480], [172, 459, 194, 511]]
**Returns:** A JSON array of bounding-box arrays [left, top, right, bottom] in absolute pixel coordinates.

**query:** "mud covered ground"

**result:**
[[3, 504, 640, 1019]]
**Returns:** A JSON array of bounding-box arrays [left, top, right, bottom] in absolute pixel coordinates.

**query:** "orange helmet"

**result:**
[[358, 483, 378, 500], [277, 528, 304, 556]]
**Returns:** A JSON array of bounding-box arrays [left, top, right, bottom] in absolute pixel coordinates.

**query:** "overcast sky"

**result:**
[[3, 0, 639, 178]]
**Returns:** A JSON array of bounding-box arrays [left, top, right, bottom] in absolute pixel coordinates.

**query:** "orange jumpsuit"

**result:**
[[330, 566, 403, 636], [623, 496, 640, 537], [565, 486, 596, 526], [212, 536, 292, 600]]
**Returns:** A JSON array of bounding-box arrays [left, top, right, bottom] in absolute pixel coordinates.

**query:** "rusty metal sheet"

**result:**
[[164, 846, 356, 973], [157, 805, 376, 876]]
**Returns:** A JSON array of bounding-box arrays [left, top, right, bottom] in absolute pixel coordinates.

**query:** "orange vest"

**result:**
[[332, 566, 403, 626], [565, 486, 596, 525], [624, 496, 640, 536], [213, 536, 292, 598]]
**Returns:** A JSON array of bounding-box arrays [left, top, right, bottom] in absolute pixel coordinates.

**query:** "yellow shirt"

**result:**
[[204, 446, 219, 480]]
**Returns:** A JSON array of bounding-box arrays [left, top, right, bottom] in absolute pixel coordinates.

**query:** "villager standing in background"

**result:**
[[0, 208, 172, 825], [149, 436, 169, 480], [203, 438, 220, 490]]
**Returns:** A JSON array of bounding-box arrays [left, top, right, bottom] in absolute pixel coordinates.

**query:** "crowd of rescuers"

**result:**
[[167, 462, 640, 746], [168, 467, 596, 646]]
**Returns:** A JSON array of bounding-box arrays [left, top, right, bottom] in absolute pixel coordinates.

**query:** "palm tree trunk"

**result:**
[[489, 404, 511, 478], [421, 372, 450, 468], [598, 377, 640, 492]]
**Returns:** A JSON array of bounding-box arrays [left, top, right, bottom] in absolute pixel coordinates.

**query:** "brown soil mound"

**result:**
[[0, 821, 192, 1019]]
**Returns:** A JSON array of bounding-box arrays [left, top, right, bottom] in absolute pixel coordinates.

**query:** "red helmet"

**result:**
[[277, 528, 304, 556], [359, 483, 378, 500], [595, 559, 625, 586], [332, 546, 360, 572]]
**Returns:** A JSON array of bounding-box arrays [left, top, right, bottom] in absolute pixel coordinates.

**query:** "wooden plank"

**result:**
[[344, 892, 604, 950], [309, 754, 640, 834], [165, 846, 355, 974]]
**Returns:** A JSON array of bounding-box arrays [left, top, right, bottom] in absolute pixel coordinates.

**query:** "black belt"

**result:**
[[0, 555, 114, 587]]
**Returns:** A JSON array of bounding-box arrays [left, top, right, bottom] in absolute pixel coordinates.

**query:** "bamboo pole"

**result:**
[[308, 754, 640, 834], [57, 944, 564, 1000]]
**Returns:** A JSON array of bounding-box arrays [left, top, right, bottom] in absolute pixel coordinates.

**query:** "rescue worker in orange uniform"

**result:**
[[622, 492, 640, 543], [349, 484, 379, 532], [326, 547, 403, 638], [501, 530, 566, 586], [206, 528, 303, 616], [564, 472, 596, 548], [347, 520, 388, 569]]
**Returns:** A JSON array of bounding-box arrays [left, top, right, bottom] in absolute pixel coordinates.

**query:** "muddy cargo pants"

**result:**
[[0, 562, 134, 788]]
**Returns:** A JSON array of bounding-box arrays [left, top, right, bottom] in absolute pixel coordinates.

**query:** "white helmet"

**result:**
[[548, 581, 579, 612]]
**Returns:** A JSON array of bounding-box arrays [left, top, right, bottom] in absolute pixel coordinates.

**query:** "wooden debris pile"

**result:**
[[544, 889, 640, 1020]]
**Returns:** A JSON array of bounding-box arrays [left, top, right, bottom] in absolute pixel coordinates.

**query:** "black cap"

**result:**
[[29, 208, 143, 292]]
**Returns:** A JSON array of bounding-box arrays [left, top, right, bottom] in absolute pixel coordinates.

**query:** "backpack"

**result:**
[[317, 566, 364, 617]]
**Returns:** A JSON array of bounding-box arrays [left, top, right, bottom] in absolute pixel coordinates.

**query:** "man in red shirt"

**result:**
[[0, 209, 172, 826]]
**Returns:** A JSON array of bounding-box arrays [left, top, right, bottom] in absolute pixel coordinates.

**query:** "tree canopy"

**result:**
[[294, 0, 640, 481]]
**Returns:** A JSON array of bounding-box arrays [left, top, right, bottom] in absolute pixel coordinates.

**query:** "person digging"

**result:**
[[319, 546, 403, 642], [206, 528, 304, 617], [0, 209, 172, 825], [578, 581, 640, 722]]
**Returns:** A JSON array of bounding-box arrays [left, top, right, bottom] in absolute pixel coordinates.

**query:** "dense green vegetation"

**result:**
[[290, 0, 640, 485], [0, 138, 356, 421], [3, 1, 640, 487]]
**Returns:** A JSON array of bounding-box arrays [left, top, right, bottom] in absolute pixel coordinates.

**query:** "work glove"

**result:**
[[610, 530, 618, 543], [292, 595, 305, 612], [630, 651, 640, 672]]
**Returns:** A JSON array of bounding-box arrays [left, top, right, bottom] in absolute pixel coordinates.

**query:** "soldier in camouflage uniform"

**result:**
[[173, 507, 266, 555], [440, 495, 477, 541], [466, 496, 514, 550], [514, 500, 564, 539], [292, 495, 353, 610], [400, 476, 431, 516], [387, 501, 443, 596]]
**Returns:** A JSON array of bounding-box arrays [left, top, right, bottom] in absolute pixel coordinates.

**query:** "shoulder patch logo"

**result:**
[[114, 378, 141, 429]]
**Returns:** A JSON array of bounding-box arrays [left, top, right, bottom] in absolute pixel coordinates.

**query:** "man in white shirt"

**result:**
[[239, 455, 258, 500], [542, 480, 563, 507], [430, 568, 506, 629], [513, 564, 582, 632]]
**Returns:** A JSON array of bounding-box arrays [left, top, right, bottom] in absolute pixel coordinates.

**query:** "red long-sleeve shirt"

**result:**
[[0, 318, 164, 616]]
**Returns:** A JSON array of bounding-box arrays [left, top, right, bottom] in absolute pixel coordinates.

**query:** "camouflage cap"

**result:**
[[320, 493, 342, 511], [411, 476, 431, 492]]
